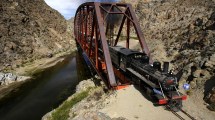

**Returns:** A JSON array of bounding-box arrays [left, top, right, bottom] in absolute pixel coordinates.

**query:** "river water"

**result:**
[[0, 52, 90, 120]]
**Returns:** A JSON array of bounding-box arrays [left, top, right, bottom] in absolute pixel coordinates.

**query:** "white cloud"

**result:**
[[45, 0, 83, 19], [44, 0, 119, 19]]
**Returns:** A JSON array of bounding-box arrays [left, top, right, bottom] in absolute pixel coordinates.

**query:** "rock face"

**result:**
[[123, 0, 215, 110], [133, 0, 215, 65], [205, 86, 215, 111], [67, 18, 74, 39], [0, 0, 75, 71], [76, 79, 95, 93]]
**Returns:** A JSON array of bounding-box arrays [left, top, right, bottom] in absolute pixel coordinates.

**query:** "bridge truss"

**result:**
[[74, 2, 150, 88]]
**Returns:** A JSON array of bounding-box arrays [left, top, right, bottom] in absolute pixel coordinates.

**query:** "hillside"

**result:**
[[0, 0, 75, 72], [128, 0, 215, 111]]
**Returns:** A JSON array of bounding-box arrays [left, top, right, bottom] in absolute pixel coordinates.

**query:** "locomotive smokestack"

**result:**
[[163, 62, 169, 74], [153, 61, 161, 71]]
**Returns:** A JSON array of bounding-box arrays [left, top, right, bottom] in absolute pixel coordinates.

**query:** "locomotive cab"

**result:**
[[109, 46, 147, 71]]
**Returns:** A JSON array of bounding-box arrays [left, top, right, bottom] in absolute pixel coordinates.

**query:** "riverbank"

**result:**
[[42, 78, 103, 120], [42, 79, 215, 120], [0, 49, 76, 100], [42, 78, 127, 120], [15, 49, 76, 76]]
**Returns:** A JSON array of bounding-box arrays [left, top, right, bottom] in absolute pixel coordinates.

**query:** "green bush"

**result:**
[[51, 90, 90, 120]]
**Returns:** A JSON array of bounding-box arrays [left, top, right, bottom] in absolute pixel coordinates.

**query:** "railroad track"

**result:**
[[165, 105, 196, 120]]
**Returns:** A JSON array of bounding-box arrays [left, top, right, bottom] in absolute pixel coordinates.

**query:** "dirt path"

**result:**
[[100, 85, 215, 120], [182, 89, 215, 120], [100, 85, 211, 120]]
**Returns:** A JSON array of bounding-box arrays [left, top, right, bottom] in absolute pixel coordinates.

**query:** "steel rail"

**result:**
[[165, 105, 185, 120], [180, 108, 196, 120], [165, 105, 196, 120]]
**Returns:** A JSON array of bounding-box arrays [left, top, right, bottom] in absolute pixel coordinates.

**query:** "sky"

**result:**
[[45, 0, 119, 20]]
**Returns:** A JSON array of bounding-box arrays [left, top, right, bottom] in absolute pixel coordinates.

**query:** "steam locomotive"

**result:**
[[109, 46, 187, 111]]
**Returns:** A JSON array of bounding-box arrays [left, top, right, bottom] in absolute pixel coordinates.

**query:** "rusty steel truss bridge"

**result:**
[[74, 2, 150, 89]]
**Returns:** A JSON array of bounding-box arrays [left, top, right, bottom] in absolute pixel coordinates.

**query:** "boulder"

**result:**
[[0, 72, 5, 85], [193, 70, 202, 78], [205, 87, 215, 111], [206, 54, 215, 67], [3, 73, 17, 85], [0, 72, 30, 85], [76, 79, 95, 93], [0, 72, 4, 80], [4, 73, 17, 81], [190, 81, 197, 89], [47, 53, 53, 58]]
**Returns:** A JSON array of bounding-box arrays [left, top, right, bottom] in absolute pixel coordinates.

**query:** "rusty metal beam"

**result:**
[[126, 18, 130, 49], [89, 11, 95, 57], [95, 19, 99, 69], [114, 15, 126, 46], [127, 4, 150, 56], [94, 2, 117, 87], [84, 6, 88, 46]]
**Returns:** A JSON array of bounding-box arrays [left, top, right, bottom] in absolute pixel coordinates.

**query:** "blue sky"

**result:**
[[45, 0, 119, 20]]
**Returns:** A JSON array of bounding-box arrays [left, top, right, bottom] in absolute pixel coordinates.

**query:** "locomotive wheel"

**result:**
[[146, 87, 153, 99], [168, 99, 182, 112]]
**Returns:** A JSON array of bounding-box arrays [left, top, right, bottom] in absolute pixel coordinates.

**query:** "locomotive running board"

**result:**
[[127, 68, 158, 88]]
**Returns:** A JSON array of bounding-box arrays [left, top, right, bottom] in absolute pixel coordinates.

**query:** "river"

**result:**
[[0, 52, 91, 120]]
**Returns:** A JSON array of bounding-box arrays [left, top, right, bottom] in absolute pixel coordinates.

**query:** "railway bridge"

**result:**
[[74, 2, 150, 89]]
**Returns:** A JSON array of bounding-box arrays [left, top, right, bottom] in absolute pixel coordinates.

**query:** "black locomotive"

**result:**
[[109, 46, 187, 111]]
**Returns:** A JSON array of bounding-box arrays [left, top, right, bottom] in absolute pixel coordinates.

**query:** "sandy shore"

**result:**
[[15, 50, 75, 76]]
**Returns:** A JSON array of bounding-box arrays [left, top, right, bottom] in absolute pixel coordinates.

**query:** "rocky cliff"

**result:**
[[0, 0, 75, 72], [124, 0, 215, 111]]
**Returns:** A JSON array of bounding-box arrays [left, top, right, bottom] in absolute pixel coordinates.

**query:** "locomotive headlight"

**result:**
[[162, 77, 177, 91]]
